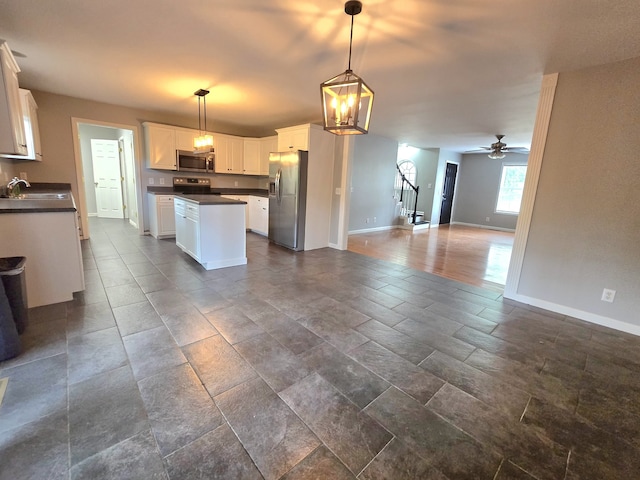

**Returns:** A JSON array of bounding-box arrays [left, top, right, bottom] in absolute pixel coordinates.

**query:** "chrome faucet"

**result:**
[[7, 177, 31, 196]]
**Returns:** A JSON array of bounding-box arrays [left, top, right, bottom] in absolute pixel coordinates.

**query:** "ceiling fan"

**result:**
[[467, 135, 530, 158]]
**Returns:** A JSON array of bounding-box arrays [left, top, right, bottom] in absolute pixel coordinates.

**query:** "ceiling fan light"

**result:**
[[488, 150, 506, 159]]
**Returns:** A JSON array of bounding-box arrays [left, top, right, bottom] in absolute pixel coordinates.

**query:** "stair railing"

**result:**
[[396, 164, 420, 224]]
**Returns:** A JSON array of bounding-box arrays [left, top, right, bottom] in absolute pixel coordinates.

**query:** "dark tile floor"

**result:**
[[2, 218, 640, 479]]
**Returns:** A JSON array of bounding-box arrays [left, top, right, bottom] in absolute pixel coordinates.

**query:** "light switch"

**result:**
[[335, 188, 341, 195], [148, 178, 155, 185]]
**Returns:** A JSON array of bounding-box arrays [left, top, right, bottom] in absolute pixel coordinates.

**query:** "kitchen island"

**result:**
[[173, 194, 247, 270], [0, 184, 84, 308]]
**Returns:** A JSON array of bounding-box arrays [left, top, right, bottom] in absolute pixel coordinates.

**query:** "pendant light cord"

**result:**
[[348, 13, 354, 71], [198, 96, 202, 134]]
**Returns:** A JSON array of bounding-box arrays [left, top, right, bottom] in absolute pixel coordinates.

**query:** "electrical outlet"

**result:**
[[427, 183, 432, 189], [20, 172, 27, 180], [234, 181, 238, 187], [159, 178, 165, 185], [486, 217, 490, 222], [148, 178, 155, 185], [601, 288, 616, 303], [373, 217, 377, 223]]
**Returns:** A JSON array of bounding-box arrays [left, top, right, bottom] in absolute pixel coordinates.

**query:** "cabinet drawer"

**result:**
[[174, 199, 186, 215], [158, 195, 174, 204], [186, 204, 199, 220]]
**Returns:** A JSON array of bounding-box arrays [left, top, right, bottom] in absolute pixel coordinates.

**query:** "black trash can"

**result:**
[[0, 277, 21, 361], [0, 257, 28, 334]]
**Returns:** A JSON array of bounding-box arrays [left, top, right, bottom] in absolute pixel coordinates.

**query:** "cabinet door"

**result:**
[[243, 138, 261, 175], [158, 196, 176, 236], [175, 129, 197, 151], [0, 43, 27, 155], [249, 196, 268, 235], [185, 203, 200, 260], [229, 137, 244, 174], [146, 124, 176, 170], [1, 89, 43, 161], [260, 136, 277, 176], [277, 127, 309, 152], [174, 199, 187, 250], [24, 91, 42, 161], [214, 134, 230, 173]]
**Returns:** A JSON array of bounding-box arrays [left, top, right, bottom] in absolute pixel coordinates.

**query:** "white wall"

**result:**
[[517, 55, 640, 331]]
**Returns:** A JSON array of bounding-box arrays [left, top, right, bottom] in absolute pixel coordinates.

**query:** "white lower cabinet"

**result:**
[[249, 196, 268, 236], [174, 197, 247, 270], [148, 194, 176, 239], [0, 211, 84, 308]]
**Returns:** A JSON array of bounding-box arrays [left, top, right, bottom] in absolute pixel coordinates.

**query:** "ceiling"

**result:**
[[2, 0, 639, 152]]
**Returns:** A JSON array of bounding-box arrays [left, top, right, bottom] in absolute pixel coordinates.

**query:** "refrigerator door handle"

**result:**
[[275, 168, 282, 203]]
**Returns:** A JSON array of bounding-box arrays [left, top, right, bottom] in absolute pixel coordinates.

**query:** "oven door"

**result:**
[[176, 150, 207, 172]]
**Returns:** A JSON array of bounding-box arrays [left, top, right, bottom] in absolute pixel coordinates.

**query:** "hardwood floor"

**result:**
[[348, 225, 514, 291]]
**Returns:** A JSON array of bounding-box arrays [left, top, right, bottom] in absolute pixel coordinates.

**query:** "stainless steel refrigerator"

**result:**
[[268, 151, 308, 251]]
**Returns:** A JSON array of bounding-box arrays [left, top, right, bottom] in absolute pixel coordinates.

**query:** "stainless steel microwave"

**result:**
[[176, 150, 214, 173]]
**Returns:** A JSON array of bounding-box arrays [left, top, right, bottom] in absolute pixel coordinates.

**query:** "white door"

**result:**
[[91, 139, 124, 218]]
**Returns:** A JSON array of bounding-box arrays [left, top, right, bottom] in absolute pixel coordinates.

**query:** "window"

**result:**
[[496, 164, 527, 214], [395, 160, 416, 189]]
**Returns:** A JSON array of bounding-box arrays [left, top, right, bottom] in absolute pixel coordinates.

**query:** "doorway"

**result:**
[[91, 139, 124, 219], [439, 162, 458, 225], [72, 118, 144, 239]]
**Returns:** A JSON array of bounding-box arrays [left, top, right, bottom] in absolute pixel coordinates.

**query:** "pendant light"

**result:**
[[193, 88, 214, 153], [321, 1, 374, 135]]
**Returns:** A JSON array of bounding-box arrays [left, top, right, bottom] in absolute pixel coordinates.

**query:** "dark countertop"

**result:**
[[174, 194, 247, 205], [147, 187, 268, 197], [0, 184, 77, 214]]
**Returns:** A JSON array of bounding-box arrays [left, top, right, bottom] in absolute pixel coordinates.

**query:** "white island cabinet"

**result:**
[[174, 195, 247, 270]]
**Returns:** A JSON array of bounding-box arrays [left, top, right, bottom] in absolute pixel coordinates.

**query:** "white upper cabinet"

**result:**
[[2, 88, 43, 161], [243, 138, 261, 175], [21, 89, 42, 161], [277, 125, 309, 152], [0, 42, 27, 156], [144, 122, 177, 170], [260, 135, 278, 176], [175, 128, 197, 151], [215, 134, 244, 174]]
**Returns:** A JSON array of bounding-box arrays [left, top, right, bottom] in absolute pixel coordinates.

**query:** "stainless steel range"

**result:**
[[172, 177, 215, 194]]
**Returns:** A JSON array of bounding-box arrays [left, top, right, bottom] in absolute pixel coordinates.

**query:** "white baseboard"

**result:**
[[505, 292, 640, 336], [451, 221, 515, 233], [88, 213, 98, 217], [348, 225, 396, 235]]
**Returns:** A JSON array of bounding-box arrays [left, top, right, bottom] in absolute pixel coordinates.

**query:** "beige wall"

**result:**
[[15, 90, 269, 232], [518, 56, 640, 329], [0, 157, 16, 186]]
